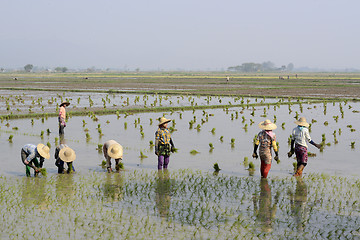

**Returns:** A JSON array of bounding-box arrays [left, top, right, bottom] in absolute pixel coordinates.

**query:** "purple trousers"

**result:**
[[158, 155, 170, 170]]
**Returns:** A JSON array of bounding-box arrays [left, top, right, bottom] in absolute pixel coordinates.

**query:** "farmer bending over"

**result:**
[[21, 143, 50, 177], [55, 143, 76, 174], [103, 140, 123, 173]]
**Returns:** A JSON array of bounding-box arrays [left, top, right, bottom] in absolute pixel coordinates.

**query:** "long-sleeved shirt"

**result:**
[[59, 106, 66, 119], [54, 144, 68, 160], [22, 144, 43, 165], [155, 127, 174, 155], [291, 126, 312, 148]]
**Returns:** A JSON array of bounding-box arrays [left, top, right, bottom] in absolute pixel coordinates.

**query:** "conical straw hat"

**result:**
[[60, 101, 70, 107], [107, 143, 123, 159], [158, 117, 171, 126], [59, 147, 76, 163], [258, 119, 277, 130], [37, 143, 50, 159], [295, 117, 309, 127]]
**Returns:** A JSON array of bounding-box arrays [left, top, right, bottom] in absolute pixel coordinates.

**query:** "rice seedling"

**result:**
[[46, 142, 51, 149], [248, 162, 255, 170], [40, 130, 44, 139], [140, 151, 148, 159], [115, 162, 124, 171], [243, 157, 248, 166], [190, 150, 199, 155], [124, 122, 128, 130], [219, 136, 224, 142], [209, 143, 214, 152], [97, 144, 103, 153], [351, 142, 355, 149], [8, 135, 13, 142], [213, 163, 221, 173], [86, 132, 91, 141], [210, 128, 216, 135]]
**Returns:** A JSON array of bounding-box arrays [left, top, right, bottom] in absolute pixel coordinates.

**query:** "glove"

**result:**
[[274, 152, 279, 162], [252, 152, 258, 159], [287, 150, 294, 158]]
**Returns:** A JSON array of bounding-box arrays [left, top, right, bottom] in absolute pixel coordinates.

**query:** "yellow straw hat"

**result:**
[[59, 147, 76, 163], [36, 143, 50, 159], [295, 117, 310, 127], [107, 143, 123, 159], [258, 119, 277, 130], [158, 117, 171, 126]]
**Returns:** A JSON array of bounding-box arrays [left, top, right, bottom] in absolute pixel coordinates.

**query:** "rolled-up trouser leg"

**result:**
[[158, 155, 164, 170], [163, 155, 170, 169], [106, 156, 112, 169], [260, 161, 271, 178]]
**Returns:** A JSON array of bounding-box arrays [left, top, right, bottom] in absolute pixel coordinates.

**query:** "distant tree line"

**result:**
[[227, 61, 294, 72]]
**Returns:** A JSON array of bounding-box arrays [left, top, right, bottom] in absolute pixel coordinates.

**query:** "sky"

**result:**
[[1, 0, 359, 71]]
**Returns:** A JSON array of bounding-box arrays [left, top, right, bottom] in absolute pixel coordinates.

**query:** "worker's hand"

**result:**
[[35, 167, 41, 173], [274, 155, 279, 162], [252, 152, 258, 159], [171, 147, 175, 153], [155, 151, 159, 156], [315, 143, 322, 149], [287, 150, 294, 158]]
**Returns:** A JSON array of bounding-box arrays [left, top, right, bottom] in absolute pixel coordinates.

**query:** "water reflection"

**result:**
[[22, 177, 49, 211], [102, 173, 124, 202], [253, 178, 277, 232], [288, 178, 308, 231], [55, 174, 76, 204], [155, 170, 173, 218]]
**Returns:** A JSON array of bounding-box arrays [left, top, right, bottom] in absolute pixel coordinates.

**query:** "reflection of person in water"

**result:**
[[22, 177, 48, 211], [102, 172, 124, 202], [55, 174, 76, 204], [155, 170, 173, 218], [288, 178, 308, 231], [253, 178, 278, 232]]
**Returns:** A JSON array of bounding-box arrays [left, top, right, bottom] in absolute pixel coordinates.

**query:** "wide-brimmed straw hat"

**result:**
[[60, 101, 70, 107], [295, 117, 309, 127], [158, 117, 171, 126], [37, 143, 50, 159], [258, 119, 277, 130], [107, 143, 123, 159], [59, 147, 76, 162]]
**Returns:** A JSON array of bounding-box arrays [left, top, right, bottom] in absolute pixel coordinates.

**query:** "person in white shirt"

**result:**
[[288, 117, 321, 177]]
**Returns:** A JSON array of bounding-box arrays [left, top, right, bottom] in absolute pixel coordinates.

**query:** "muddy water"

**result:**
[[1, 100, 359, 177]]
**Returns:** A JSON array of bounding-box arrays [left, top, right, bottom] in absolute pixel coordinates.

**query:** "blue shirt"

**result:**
[[22, 144, 40, 163]]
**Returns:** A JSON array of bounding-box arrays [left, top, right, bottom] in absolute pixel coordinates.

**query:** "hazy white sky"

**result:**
[[1, 0, 359, 70]]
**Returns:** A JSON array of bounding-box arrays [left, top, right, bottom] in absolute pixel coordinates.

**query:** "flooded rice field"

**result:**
[[0, 89, 299, 114], [1, 92, 360, 238]]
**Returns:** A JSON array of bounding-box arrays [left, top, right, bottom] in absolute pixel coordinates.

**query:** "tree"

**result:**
[[24, 64, 33, 72], [287, 63, 294, 71], [55, 67, 68, 73], [261, 61, 275, 71]]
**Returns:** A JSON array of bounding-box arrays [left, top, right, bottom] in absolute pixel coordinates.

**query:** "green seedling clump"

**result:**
[[39, 168, 47, 177], [213, 163, 221, 172], [190, 150, 199, 155]]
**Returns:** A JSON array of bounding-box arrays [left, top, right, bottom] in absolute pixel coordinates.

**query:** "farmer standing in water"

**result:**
[[288, 117, 322, 177]]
